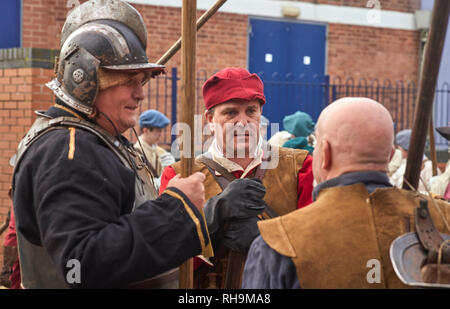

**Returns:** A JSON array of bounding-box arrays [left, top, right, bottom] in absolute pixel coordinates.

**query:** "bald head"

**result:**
[[313, 97, 394, 183]]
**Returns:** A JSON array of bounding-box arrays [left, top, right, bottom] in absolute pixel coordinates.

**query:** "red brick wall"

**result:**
[[22, 1, 248, 75], [22, 0, 68, 49], [328, 24, 421, 82], [0, 68, 54, 252]]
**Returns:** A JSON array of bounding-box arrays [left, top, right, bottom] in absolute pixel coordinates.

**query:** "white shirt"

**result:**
[[203, 137, 264, 178], [390, 156, 439, 193]]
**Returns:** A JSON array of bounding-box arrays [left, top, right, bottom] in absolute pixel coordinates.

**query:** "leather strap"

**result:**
[[128, 268, 179, 289], [415, 199, 450, 264], [253, 162, 267, 182], [205, 165, 230, 191], [197, 156, 236, 182], [135, 147, 158, 178]]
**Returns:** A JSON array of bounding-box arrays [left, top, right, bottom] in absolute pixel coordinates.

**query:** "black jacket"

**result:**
[[13, 106, 209, 288]]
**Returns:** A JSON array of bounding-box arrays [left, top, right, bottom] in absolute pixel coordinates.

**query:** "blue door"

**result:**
[[249, 18, 327, 131], [0, 0, 21, 48]]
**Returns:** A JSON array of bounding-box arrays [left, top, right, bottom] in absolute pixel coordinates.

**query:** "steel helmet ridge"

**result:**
[[46, 0, 165, 115]]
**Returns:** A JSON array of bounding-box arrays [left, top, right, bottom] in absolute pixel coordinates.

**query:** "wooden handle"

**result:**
[[403, 0, 450, 190], [178, 0, 197, 289], [157, 0, 227, 65]]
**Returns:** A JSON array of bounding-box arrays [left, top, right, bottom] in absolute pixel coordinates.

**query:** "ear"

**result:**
[[204, 110, 214, 133], [204, 110, 212, 123], [321, 140, 332, 170]]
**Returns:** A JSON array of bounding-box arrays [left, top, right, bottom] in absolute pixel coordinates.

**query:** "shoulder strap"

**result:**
[[197, 155, 236, 191], [54, 117, 135, 166], [135, 147, 158, 178], [197, 156, 236, 182], [415, 199, 450, 264], [13, 115, 129, 185]]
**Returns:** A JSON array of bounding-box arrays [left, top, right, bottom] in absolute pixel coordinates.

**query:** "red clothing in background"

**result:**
[[160, 155, 314, 209], [4, 208, 21, 289]]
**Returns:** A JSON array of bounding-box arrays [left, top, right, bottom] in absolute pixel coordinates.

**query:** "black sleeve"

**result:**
[[28, 129, 208, 288]]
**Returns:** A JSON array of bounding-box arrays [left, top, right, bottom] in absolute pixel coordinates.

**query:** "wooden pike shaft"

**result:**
[[402, 0, 450, 190], [157, 0, 227, 65], [429, 114, 438, 176], [178, 0, 197, 289]]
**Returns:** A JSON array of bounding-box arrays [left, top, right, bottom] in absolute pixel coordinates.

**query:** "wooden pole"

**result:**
[[402, 0, 450, 190], [429, 114, 438, 176], [178, 0, 196, 289], [157, 0, 227, 65]]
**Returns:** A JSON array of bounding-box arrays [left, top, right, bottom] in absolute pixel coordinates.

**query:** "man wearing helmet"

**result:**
[[11, 0, 211, 288]]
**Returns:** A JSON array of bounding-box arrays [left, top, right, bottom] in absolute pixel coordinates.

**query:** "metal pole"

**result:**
[[178, 0, 196, 289], [402, 0, 450, 190]]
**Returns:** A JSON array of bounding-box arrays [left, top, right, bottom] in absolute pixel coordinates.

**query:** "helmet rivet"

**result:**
[[72, 68, 85, 84]]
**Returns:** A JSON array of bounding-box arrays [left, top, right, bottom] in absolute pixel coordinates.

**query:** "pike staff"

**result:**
[[403, 0, 450, 190]]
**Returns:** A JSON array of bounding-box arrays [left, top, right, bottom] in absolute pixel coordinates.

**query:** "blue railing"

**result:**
[[139, 69, 450, 150]]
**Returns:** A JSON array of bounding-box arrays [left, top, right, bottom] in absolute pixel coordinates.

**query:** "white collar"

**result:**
[[206, 136, 264, 178]]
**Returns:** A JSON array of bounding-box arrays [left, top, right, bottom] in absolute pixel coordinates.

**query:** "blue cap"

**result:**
[[282, 111, 315, 138], [139, 109, 170, 128], [395, 129, 412, 151]]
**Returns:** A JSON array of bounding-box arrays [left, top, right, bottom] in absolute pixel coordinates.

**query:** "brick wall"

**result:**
[[22, 1, 248, 75], [328, 24, 421, 82], [0, 67, 54, 257]]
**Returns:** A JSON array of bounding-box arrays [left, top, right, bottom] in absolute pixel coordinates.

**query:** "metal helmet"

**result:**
[[390, 199, 450, 288], [436, 126, 450, 141], [46, 0, 165, 115]]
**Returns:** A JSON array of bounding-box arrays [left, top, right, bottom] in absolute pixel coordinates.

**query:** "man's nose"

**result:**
[[235, 113, 249, 126], [133, 83, 145, 101]]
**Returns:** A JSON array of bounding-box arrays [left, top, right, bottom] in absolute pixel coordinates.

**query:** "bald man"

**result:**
[[241, 97, 450, 289]]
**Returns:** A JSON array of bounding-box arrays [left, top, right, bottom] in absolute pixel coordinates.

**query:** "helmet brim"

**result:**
[[436, 126, 450, 141], [102, 63, 166, 74], [390, 232, 450, 288]]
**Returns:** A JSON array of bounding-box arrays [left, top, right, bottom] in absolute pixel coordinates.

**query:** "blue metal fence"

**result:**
[[139, 69, 450, 150]]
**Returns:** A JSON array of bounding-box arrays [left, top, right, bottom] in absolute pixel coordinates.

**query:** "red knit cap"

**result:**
[[202, 67, 266, 110]]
